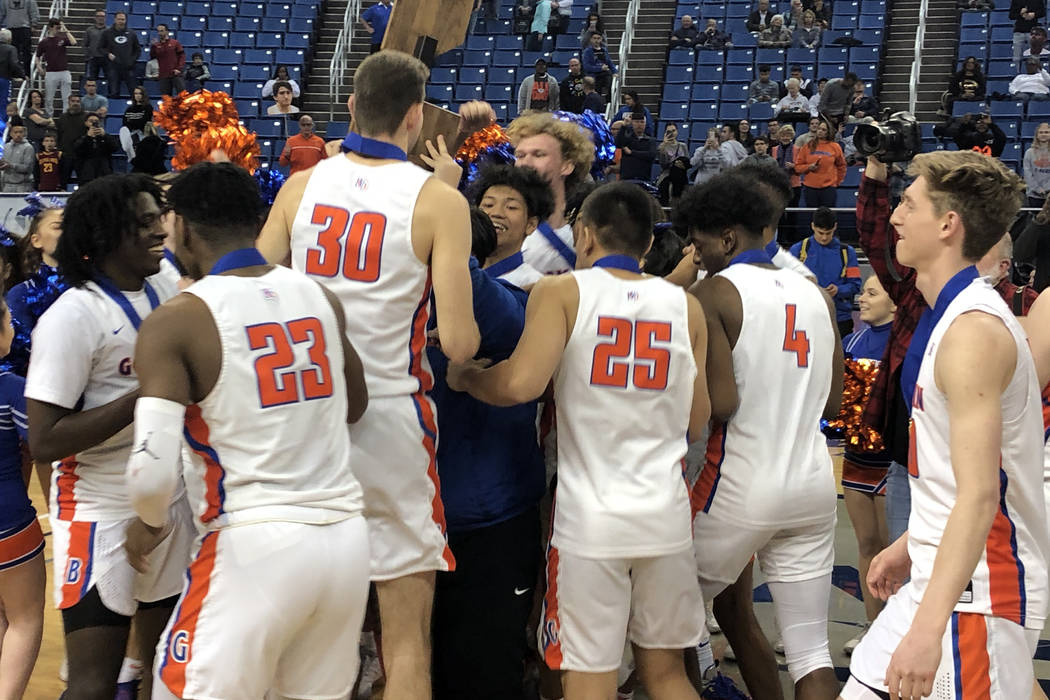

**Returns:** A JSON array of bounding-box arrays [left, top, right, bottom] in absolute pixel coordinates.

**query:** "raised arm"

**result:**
[[856, 157, 913, 301]]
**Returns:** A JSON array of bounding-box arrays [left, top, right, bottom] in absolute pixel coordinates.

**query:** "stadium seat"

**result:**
[[107, 0, 131, 12], [484, 84, 512, 101], [725, 64, 753, 82], [242, 3, 265, 16], [230, 32, 255, 48], [986, 59, 1015, 79], [236, 17, 261, 31], [990, 101, 1024, 118], [234, 83, 260, 99], [787, 48, 817, 64], [666, 65, 695, 83], [455, 84, 484, 101], [835, 189, 857, 207], [719, 102, 748, 120], [961, 12, 989, 27], [756, 48, 785, 66], [842, 167, 862, 188], [467, 36, 494, 50], [487, 67, 516, 84], [1027, 101, 1050, 117], [952, 100, 986, 117], [661, 102, 690, 121], [1001, 141, 1022, 163], [663, 83, 692, 103], [235, 99, 260, 118], [698, 51, 725, 67], [669, 49, 694, 65], [749, 102, 774, 120], [289, 18, 314, 32], [427, 84, 454, 102], [462, 50, 492, 66], [283, 34, 312, 49], [496, 35, 523, 50], [990, 26, 1013, 43], [491, 50, 520, 67], [692, 83, 721, 101], [690, 102, 719, 121], [858, 14, 884, 29], [726, 48, 755, 65], [817, 47, 848, 64], [959, 27, 988, 44], [276, 49, 304, 65], [458, 67, 487, 84], [1022, 121, 1044, 138], [492, 103, 509, 121], [988, 43, 1012, 60]]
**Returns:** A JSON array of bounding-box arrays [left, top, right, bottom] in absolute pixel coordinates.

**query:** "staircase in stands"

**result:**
[[34, 0, 101, 100], [598, 0, 625, 99], [621, 0, 677, 111], [301, 0, 363, 133], [875, 0, 955, 120]]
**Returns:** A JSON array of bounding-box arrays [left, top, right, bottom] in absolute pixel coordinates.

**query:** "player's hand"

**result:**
[[124, 518, 170, 573], [419, 134, 462, 188], [867, 535, 910, 600], [458, 100, 497, 135], [825, 283, 838, 297], [885, 626, 941, 700], [446, 357, 492, 393], [325, 138, 343, 158]]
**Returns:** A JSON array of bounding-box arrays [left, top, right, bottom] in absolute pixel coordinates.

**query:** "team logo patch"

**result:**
[[627, 290, 638, 301], [118, 357, 134, 376], [261, 288, 278, 302], [542, 618, 559, 648], [64, 557, 83, 584], [170, 629, 191, 663], [354, 178, 369, 191], [912, 385, 924, 411]]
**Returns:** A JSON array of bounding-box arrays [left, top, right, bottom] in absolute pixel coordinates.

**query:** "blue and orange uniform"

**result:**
[[0, 370, 44, 571]]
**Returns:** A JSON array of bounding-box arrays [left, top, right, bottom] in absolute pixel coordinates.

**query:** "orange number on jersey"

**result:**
[[590, 317, 672, 390], [247, 318, 335, 408], [304, 205, 386, 283], [782, 303, 810, 368]]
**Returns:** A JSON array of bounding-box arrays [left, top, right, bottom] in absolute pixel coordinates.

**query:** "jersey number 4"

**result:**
[[247, 318, 334, 408], [782, 304, 810, 368], [305, 205, 387, 282], [590, 317, 671, 390]]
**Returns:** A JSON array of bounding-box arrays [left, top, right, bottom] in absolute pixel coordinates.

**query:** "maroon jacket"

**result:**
[[150, 38, 184, 78]]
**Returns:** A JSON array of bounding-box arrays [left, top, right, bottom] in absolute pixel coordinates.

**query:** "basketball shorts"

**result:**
[[156, 515, 370, 700], [842, 586, 1039, 699], [842, 456, 889, 495], [51, 495, 196, 617], [692, 511, 835, 599], [539, 546, 704, 673], [0, 516, 45, 571], [350, 393, 455, 580]]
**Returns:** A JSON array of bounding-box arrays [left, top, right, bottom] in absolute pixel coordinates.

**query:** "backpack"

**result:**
[[798, 236, 849, 279]]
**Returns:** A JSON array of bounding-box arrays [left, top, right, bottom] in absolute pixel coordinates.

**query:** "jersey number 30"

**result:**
[[247, 318, 334, 408], [590, 317, 671, 390], [783, 304, 810, 368], [305, 205, 387, 282]]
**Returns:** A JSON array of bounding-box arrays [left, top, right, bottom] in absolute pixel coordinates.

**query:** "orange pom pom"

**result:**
[[455, 123, 509, 164], [155, 90, 261, 173], [827, 358, 885, 453]]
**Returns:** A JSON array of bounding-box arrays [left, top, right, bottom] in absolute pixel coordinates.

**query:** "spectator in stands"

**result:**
[[781, 64, 813, 97], [22, 88, 53, 148], [847, 81, 879, 122], [55, 93, 84, 182], [736, 118, 756, 151], [0, 0, 38, 75], [745, 134, 776, 165], [669, 15, 700, 50], [615, 110, 656, 182], [791, 10, 821, 48], [746, 0, 774, 33], [0, 29, 24, 115], [518, 58, 559, 112], [1011, 0, 1045, 63], [82, 9, 107, 90], [359, 0, 393, 54], [551, 0, 573, 35], [267, 81, 300, 116], [150, 23, 184, 97], [942, 55, 985, 115], [130, 122, 167, 175], [582, 31, 617, 97], [978, 233, 1039, 313], [80, 78, 106, 114], [1009, 56, 1050, 102], [1024, 26, 1050, 59], [719, 122, 748, 165], [36, 18, 75, 117], [185, 53, 209, 93], [818, 72, 857, 126], [527, 0, 551, 51], [580, 75, 604, 111], [73, 113, 118, 184], [810, 76, 828, 112], [691, 127, 727, 184], [101, 12, 140, 98], [119, 85, 153, 162], [611, 91, 653, 135], [785, 0, 804, 29], [1024, 122, 1050, 207], [777, 77, 817, 119], [810, 0, 831, 27], [262, 65, 300, 100], [580, 12, 605, 48], [657, 122, 687, 179], [1, 122, 34, 192], [1015, 196, 1050, 291], [936, 112, 1006, 156], [280, 114, 325, 175], [698, 18, 732, 50], [659, 155, 690, 205], [765, 118, 780, 137], [795, 114, 821, 145], [789, 206, 861, 336], [759, 14, 792, 47], [560, 57, 585, 113], [794, 119, 846, 206], [35, 130, 62, 190], [773, 124, 802, 206], [749, 64, 781, 105]]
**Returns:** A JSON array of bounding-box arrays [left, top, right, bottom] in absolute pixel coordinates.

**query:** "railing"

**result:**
[[5, 0, 69, 142], [607, 0, 639, 120], [908, 0, 927, 113], [328, 0, 362, 121]]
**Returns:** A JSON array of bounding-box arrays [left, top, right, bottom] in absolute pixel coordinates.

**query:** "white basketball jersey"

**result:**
[[907, 278, 1049, 630], [181, 266, 364, 530], [290, 155, 434, 399], [522, 221, 575, 276], [25, 273, 178, 521], [552, 268, 696, 559], [692, 263, 837, 528]]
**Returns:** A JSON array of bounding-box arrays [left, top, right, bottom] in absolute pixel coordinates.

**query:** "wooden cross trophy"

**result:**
[[352, 0, 475, 167]]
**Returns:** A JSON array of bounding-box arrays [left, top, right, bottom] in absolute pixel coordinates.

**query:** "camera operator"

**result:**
[[933, 112, 1006, 157]]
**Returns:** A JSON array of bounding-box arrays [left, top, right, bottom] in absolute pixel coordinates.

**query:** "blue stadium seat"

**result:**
[[990, 101, 1024, 118], [952, 100, 986, 116], [959, 27, 988, 44], [990, 26, 1013, 42], [235, 99, 260, 118], [1001, 141, 1022, 163], [787, 48, 816, 64], [858, 14, 884, 28], [666, 65, 694, 83], [726, 48, 755, 64], [491, 50, 520, 67], [212, 48, 241, 64], [960, 12, 988, 26], [276, 49, 304, 65], [184, 1, 208, 14], [458, 67, 487, 84], [127, 14, 152, 30], [230, 32, 255, 48], [157, 0, 181, 12], [851, 46, 878, 63], [988, 43, 1012, 60], [290, 3, 315, 15], [210, 64, 238, 80], [106, 116, 123, 133], [180, 32, 202, 47], [731, 32, 756, 47], [210, 8, 235, 21], [426, 84, 453, 101], [842, 167, 862, 188], [698, 50, 725, 66], [181, 15, 207, 32], [958, 45, 988, 63], [484, 84, 512, 101], [853, 29, 882, 45], [106, 0, 131, 12], [669, 49, 694, 65], [986, 79, 1010, 94], [817, 47, 848, 63], [997, 118, 1020, 137], [253, 119, 286, 138], [487, 67, 516, 84], [325, 121, 348, 140], [496, 35, 523, 50], [721, 82, 749, 101], [490, 102, 509, 122], [550, 50, 578, 65], [242, 3, 265, 16], [719, 102, 749, 120], [725, 64, 753, 81], [663, 83, 692, 103], [765, 64, 785, 82], [108, 100, 129, 116], [244, 49, 273, 64], [756, 48, 785, 66], [690, 102, 719, 120], [203, 31, 228, 47], [831, 15, 854, 29], [694, 65, 723, 82], [1022, 121, 1043, 138], [289, 17, 314, 32], [462, 50, 491, 66], [467, 36, 494, 50], [240, 64, 269, 82], [265, 3, 290, 15], [990, 10, 1011, 26], [260, 17, 287, 31], [860, 0, 885, 13], [430, 67, 456, 84], [835, 189, 857, 207], [849, 63, 877, 81], [661, 102, 689, 121], [131, 0, 156, 11], [692, 83, 721, 101], [1028, 101, 1050, 117], [986, 59, 1015, 78], [554, 34, 578, 51], [235, 17, 261, 31], [255, 33, 283, 48], [749, 102, 774, 120], [233, 83, 260, 99]]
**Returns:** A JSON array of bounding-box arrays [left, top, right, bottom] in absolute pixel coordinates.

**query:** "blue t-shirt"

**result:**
[[788, 235, 862, 321], [362, 1, 393, 44], [0, 372, 33, 530]]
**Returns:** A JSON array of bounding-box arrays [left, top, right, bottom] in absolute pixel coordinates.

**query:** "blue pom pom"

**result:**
[[255, 168, 287, 206]]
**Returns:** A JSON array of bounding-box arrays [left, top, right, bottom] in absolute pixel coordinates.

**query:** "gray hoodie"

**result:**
[[2, 139, 36, 190], [84, 23, 107, 59], [0, 0, 39, 29], [1024, 143, 1050, 197]]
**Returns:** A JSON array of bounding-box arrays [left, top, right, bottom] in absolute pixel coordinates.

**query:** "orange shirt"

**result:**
[[793, 139, 846, 189], [279, 133, 325, 175]]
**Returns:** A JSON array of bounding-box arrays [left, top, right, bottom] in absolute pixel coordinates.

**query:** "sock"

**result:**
[[117, 657, 143, 684], [695, 639, 715, 679]]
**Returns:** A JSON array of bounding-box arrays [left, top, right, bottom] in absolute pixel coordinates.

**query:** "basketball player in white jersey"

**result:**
[[448, 182, 710, 700], [24, 174, 195, 700], [677, 170, 844, 700], [841, 150, 1050, 700], [119, 163, 370, 700], [257, 51, 479, 699]]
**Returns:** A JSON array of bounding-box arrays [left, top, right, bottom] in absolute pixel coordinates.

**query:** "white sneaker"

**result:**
[[705, 601, 721, 635], [843, 624, 870, 656]]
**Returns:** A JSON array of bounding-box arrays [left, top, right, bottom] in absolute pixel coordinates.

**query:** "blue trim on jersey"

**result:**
[[728, 248, 773, 266], [341, 132, 407, 161], [535, 221, 576, 269], [998, 467, 1027, 627], [92, 274, 160, 331], [80, 522, 97, 601], [951, 613, 963, 700], [210, 248, 267, 275], [182, 427, 227, 517], [592, 255, 642, 272], [701, 423, 728, 514], [485, 252, 524, 279]]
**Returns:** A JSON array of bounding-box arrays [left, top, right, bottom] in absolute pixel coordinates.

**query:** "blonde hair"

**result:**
[[506, 112, 595, 188], [907, 150, 1026, 261], [778, 124, 796, 138]]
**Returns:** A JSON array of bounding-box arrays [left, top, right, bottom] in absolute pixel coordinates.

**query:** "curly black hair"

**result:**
[[470, 206, 497, 267], [578, 182, 654, 258], [673, 172, 774, 241], [469, 165, 555, 222], [167, 161, 263, 244], [55, 173, 164, 287]]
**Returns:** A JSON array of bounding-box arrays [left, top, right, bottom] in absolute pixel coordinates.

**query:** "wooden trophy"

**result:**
[[348, 0, 475, 168]]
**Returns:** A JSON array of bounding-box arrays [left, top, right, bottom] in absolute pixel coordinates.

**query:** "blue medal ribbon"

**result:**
[[92, 274, 160, 331], [485, 251, 524, 279], [210, 247, 268, 275], [536, 221, 577, 269], [341, 132, 408, 161], [593, 254, 641, 272], [728, 247, 774, 266]]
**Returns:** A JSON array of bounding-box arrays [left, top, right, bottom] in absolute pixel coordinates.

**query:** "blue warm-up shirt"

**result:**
[[789, 235, 862, 321], [362, 1, 392, 44]]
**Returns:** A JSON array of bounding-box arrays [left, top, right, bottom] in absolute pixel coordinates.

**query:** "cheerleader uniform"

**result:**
[[841, 322, 892, 494], [0, 370, 44, 570]]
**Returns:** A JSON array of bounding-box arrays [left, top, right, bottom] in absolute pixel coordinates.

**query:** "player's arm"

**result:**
[[417, 177, 480, 363], [319, 284, 368, 423], [27, 394, 138, 463], [448, 274, 576, 406], [821, 288, 844, 418], [1021, 291, 1050, 387], [257, 169, 310, 265], [770, 244, 818, 282], [686, 293, 712, 440], [689, 276, 738, 422]]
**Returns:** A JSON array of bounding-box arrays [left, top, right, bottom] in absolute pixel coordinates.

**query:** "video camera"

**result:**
[[854, 111, 922, 163]]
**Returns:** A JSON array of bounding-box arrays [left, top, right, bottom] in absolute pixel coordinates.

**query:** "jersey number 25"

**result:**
[[590, 317, 671, 390], [247, 318, 334, 408], [305, 205, 387, 282]]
